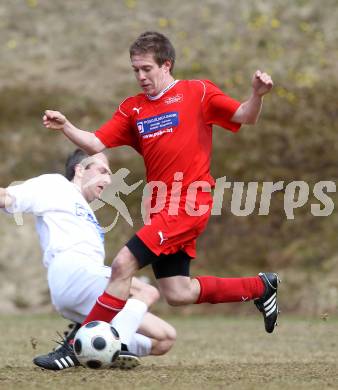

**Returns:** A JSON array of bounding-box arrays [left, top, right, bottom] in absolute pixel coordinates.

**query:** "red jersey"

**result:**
[[95, 80, 241, 190]]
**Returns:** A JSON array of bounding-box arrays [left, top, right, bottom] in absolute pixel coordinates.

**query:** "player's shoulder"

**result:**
[[31, 173, 70, 188], [118, 94, 146, 117], [37, 173, 68, 182], [182, 79, 212, 86], [7, 174, 69, 196], [178, 79, 217, 101], [186, 79, 219, 89], [186, 79, 224, 101]]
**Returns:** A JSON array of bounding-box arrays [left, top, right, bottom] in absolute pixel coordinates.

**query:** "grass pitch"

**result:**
[[0, 314, 337, 390]]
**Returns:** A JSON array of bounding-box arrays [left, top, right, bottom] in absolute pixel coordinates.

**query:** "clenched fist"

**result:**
[[43, 110, 67, 130], [252, 70, 273, 97]]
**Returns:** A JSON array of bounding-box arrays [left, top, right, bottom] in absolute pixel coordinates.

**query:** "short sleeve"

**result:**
[[94, 99, 140, 151], [6, 177, 44, 214], [202, 80, 241, 132], [5, 174, 66, 215]]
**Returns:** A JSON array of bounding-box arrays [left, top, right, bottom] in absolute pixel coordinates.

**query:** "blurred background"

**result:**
[[0, 0, 337, 316]]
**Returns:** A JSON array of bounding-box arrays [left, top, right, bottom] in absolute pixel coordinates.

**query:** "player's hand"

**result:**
[[252, 70, 273, 97], [43, 110, 67, 130]]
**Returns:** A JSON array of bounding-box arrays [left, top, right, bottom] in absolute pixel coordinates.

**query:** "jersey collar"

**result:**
[[146, 80, 179, 101]]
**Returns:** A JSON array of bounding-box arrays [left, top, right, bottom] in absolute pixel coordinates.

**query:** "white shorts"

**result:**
[[47, 253, 110, 323]]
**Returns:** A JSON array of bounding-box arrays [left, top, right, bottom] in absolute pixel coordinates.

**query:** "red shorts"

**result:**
[[136, 190, 213, 258]]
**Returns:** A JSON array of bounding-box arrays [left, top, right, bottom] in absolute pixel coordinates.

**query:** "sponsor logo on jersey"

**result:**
[[164, 94, 183, 105], [136, 112, 179, 137], [137, 122, 144, 134], [75, 203, 104, 242]]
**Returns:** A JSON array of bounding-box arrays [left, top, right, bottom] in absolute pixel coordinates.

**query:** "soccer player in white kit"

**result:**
[[0, 149, 176, 370]]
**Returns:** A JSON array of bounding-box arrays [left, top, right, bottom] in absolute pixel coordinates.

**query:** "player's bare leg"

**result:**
[[156, 276, 200, 305], [157, 273, 280, 333], [82, 246, 140, 325], [107, 246, 140, 299], [137, 312, 176, 355], [33, 277, 172, 371], [129, 276, 160, 307]]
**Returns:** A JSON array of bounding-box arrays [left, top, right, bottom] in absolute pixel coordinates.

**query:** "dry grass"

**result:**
[[0, 314, 338, 389]]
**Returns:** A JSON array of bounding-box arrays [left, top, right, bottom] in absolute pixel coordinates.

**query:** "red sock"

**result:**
[[195, 276, 264, 304], [82, 291, 126, 326]]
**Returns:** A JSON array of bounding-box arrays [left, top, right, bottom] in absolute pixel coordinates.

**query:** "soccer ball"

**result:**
[[73, 321, 121, 369]]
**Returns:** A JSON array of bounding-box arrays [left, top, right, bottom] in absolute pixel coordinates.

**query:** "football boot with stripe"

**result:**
[[33, 322, 81, 370], [33, 336, 80, 370], [33, 324, 141, 370], [254, 272, 280, 333]]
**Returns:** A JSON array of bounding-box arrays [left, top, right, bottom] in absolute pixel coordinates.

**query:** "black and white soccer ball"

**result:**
[[73, 321, 121, 369]]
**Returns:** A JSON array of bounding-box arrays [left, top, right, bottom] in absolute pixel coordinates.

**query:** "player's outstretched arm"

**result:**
[[0, 188, 14, 209], [231, 70, 273, 125], [43, 110, 106, 155]]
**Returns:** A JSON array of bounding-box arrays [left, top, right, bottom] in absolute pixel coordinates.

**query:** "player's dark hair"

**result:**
[[65, 149, 89, 181], [129, 31, 176, 73]]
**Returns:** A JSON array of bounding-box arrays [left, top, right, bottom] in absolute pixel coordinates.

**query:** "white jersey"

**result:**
[[6, 174, 105, 267]]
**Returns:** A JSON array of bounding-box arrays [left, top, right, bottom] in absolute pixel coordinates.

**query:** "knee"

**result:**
[[144, 284, 160, 305], [130, 279, 160, 306], [153, 326, 177, 355], [110, 250, 135, 281], [110, 256, 127, 280], [135, 283, 160, 307], [165, 324, 177, 343]]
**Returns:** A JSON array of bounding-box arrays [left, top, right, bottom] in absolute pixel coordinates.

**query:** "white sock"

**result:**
[[128, 333, 152, 357], [111, 298, 148, 346]]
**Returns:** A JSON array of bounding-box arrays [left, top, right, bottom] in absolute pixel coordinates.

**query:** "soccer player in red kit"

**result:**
[[43, 31, 279, 338]]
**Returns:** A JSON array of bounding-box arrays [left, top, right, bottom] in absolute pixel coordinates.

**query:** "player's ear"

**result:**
[[74, 163, 85, 179], [163, 60, 172, 73]]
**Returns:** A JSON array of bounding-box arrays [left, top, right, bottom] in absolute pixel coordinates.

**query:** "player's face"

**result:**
[[81, 153, 112, 202], [131, 53, 172, 96]]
